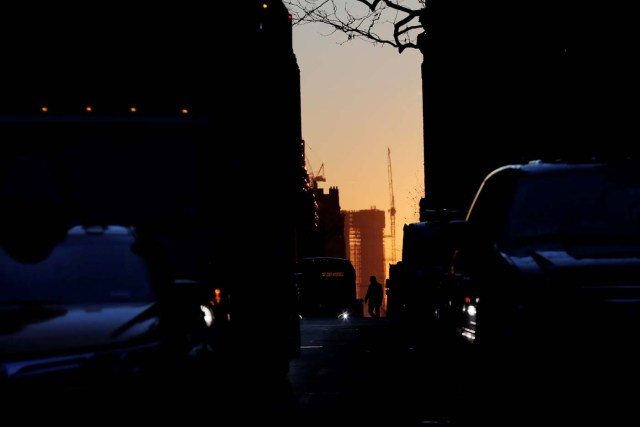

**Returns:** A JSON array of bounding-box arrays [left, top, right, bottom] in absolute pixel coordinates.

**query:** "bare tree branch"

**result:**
[[284, 0, 426, 53]]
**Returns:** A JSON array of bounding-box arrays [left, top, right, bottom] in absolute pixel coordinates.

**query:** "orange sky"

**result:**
[[292, 22, 424, 264]]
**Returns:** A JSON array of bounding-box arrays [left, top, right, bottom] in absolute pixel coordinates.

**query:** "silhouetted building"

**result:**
[[418, 0, 637, 215], [344, 209, 386, 300], [312, 185, 346, 258]]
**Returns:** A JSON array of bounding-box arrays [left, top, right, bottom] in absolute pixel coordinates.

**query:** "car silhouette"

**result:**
[[443, 159, 640, 352], [0, 224, 224, 396]]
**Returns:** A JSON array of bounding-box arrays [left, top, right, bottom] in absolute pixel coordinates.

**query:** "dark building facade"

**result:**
[[0, 0, 316, 392], [312, 185, 346, 258], [418, 0, 636, 217]]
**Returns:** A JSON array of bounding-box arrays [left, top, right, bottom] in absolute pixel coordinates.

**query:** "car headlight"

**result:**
[[200, 305, 214, 327]]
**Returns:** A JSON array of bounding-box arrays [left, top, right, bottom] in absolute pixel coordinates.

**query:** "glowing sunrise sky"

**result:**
[[291, 22, 424, 263]]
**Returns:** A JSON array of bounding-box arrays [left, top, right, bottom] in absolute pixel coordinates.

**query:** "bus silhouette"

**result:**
[[294, 257, 361, 319]]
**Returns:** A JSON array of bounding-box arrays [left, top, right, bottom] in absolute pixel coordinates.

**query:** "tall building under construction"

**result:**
[[311, 182, 387, 304], [344, 209, 386, 300]]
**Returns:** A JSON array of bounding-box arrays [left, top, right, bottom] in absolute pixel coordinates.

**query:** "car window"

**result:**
[[466, 168, 519, 241], [0, 234, 154, 305], [506, 167, 640, 248]]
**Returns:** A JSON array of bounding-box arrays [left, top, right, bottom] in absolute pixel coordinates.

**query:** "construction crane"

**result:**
[[304, 140, 326, 188], [306, 159, 326, 188], [310, 162, 326, 186], [387, 147, 397, 264]]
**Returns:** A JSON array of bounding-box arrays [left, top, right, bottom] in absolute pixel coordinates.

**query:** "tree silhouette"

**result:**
[[285, 0, 426, 53]]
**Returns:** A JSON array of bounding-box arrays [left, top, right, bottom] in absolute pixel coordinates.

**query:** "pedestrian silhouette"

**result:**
[[364, 275, 383, 318]]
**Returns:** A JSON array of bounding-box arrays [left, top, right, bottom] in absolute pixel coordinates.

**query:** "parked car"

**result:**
[[442, 159, 640, 354], [0, 224, 226, 397]]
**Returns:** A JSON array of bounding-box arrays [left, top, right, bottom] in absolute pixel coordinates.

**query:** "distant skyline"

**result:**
[[291, 22, 424, 264]]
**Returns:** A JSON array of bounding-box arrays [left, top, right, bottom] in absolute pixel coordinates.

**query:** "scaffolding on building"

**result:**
[[343, 208, 386, 301]]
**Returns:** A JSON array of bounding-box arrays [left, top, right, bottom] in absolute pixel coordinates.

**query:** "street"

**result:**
[[281, 316, 640, 427], [5, 314, 639, 426], [285, 316, 456, 426]]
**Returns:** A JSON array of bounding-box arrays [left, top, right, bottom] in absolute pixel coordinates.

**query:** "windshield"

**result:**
[[505, 166, 640, 249], [0, 233, 154, 305]]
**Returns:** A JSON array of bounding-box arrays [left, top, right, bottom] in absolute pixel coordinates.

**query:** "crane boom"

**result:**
[[305, 140, 326, 186], [388, 148, 397, 264]]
